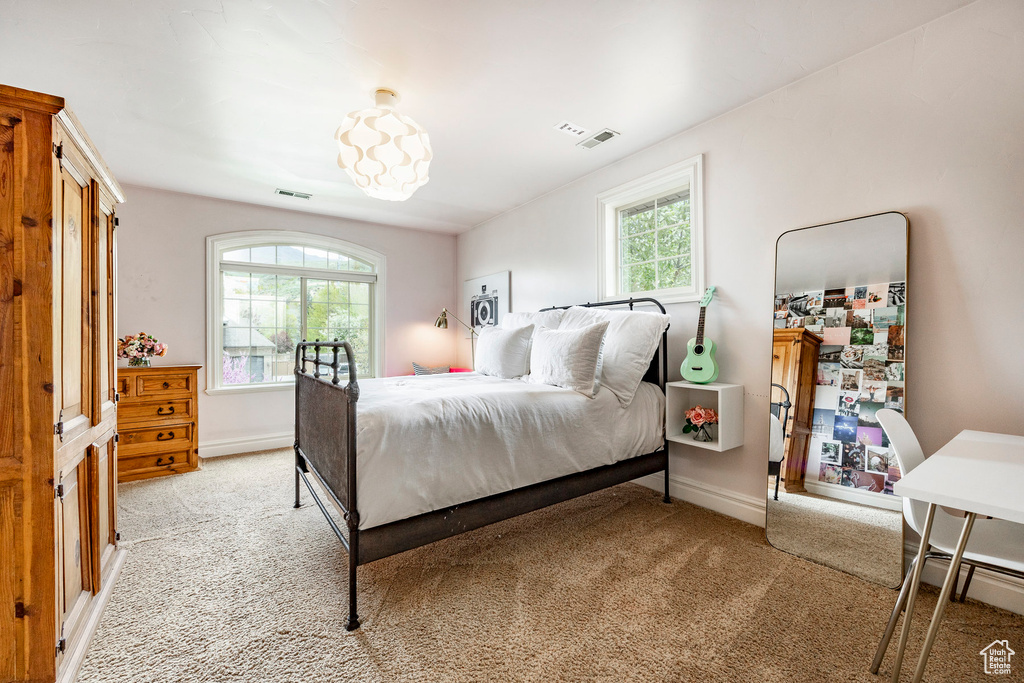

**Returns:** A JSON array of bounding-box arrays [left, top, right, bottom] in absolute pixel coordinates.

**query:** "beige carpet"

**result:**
[[78, 449, 1024, 682], [767, 489, 903, 587]]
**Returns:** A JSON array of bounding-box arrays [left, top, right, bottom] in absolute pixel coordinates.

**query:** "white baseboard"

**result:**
[[635, 472, 767, 527], [904, 541, 1024, 616], [804, 479, 902, 512], [199, 431, 293, 458]]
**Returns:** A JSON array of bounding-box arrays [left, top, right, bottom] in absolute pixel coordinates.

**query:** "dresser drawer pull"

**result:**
[[155, 456, 176, 466], [157, 406, 175, 415], [162, 381, 170, 389], [156, 431, 175, 441]]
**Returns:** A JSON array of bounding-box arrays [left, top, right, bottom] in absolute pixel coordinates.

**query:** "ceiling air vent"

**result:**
[[275, 188, 312, 200], [553, 120, 589, 139], [577, 128, 619, 149]]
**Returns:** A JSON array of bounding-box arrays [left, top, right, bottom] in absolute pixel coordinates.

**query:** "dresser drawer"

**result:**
[[118, 398, 194, 425], [118, 449, 194, 481], [134, 372, 196, 399], [118, 423, 193, 455]]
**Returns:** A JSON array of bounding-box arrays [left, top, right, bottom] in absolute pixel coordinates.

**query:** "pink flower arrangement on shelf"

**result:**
[[117, 332, 168, 367], [683, 405, 719, 442]]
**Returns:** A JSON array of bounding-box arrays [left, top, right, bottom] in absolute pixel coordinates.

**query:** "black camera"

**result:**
[[470, 284, 499, 328]]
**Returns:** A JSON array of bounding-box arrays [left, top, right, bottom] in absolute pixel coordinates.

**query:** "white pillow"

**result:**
[[475, 324, 534, 379], [528, 321, 609, 398], [502, 309, 565, 331], [558, 306, 670, 407]]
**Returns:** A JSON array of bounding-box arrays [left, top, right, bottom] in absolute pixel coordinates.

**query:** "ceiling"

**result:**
[[0, 0, 972, 234]]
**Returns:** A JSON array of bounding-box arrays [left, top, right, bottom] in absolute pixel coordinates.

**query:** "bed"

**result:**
[[292, 298, 670, 630]]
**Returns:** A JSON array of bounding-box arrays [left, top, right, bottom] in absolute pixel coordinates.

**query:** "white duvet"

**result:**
[[352, 372, 665, 529]]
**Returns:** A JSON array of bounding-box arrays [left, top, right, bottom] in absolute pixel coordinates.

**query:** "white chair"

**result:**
[[870, 409, 1024, 673]]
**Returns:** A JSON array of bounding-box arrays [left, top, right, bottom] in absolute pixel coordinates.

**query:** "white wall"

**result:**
[[116, 185, 457, 453], [457, 0, 1024, 525]]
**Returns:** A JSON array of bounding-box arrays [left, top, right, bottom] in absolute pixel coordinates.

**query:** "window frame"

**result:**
[[596, 154, 705, 304], [205, 230, 386, 394]]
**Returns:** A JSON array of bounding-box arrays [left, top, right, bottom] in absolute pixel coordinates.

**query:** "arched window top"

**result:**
[[221, 244, 374, 273], [212, 230, 382, 275]]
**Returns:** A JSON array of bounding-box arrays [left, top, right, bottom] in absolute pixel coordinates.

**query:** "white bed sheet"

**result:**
[[352, 372, 665, 529]]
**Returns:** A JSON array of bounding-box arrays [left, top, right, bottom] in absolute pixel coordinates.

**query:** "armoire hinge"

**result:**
[[114, 433, 120, 443], [54, 484, 64, 500], [114, 391, 120, 403], [113, 216, 119, 227], [52, 142, 62, 159], [56, 637, 66, 655], [54, 409, 64, 442], [115, 531, 121, 542]]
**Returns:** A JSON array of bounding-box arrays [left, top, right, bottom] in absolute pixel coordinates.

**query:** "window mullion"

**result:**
[[300, 277, 308, 342]]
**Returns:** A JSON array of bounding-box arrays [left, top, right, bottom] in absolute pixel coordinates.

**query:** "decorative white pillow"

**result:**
[[501, 309, 565, 331], [474, 324, 534, 379], [558, 306, 671, 407], [528, 321, 610, 398]]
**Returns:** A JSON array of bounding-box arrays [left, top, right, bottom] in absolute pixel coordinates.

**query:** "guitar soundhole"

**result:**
[[693, 345, 704, 355]]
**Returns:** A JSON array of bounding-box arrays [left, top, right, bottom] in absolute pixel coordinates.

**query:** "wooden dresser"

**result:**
[[1, 85, 123, 683], [117, 365, 201, 481], [771, 328, 822, 493]]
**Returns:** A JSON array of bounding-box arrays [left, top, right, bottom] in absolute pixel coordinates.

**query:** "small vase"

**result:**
[[693, 425, 714, 442], [128, 357, 152, 368]]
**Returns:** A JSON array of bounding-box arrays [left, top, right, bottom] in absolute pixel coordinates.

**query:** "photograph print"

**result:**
[[817, 363, 841, 387], [861, 379, 887, 403], [819, 345, 843, 363], [846, 309, 871, 329], [833, 415, 859, 443], [865, 283, 889, 308], [884, 361, 905, 381], [857, 401, 884, 428], [812, 408, 836, 437], [462, 271, 511, 337], [857, 426, 884, 448], [820, 440, 841, 465], [888, 281, 906, 306], [862, 356, 886, 381], [840, 346, 863, 369], [885, 382, 905, 411], [823, 288, 847, 308], [871, 306, 899, 329], [820, 463, 842, 485], [850, 328, 875, 345], [887, 324, 904, 348], [842, 442, 866, 470], [867, 446, 889, 473], [847, 469, 885, 493], [840, 370, 862, 392]]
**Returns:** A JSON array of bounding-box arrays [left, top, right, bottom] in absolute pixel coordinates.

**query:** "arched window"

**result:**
[[206, 231, 384, 392]]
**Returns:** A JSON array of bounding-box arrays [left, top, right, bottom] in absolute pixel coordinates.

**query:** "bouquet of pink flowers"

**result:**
[[118, 332, 168, 367], [683, 405, 719, 441]]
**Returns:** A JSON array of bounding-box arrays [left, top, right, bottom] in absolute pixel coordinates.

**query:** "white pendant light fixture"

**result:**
[[334, 88, 432, 201]]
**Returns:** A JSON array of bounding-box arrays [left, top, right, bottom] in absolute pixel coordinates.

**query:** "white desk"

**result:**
[[889, 430, 1024, 682]]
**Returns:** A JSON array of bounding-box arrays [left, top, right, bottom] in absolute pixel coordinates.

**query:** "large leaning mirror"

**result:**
[[766, 212, 908, 587]]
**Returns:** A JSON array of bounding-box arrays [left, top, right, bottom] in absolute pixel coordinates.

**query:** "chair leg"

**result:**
[[958, 564, 977, 603], [870, 554, 922, 674], [774, 473, 781, 501]]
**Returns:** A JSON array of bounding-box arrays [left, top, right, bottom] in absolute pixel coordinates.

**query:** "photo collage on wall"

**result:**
[[775, 281, 905, 496]]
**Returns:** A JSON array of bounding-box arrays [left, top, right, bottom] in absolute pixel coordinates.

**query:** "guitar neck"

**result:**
[[696, 307, 706, 344]]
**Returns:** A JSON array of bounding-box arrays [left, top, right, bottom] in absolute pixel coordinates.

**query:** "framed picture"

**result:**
[[462, 271, 511, 337]]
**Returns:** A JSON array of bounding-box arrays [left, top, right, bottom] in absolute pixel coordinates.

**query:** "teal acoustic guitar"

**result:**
[[680, 286, 719, 384]]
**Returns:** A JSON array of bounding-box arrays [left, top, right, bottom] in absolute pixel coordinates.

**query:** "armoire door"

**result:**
[[53, 149, 95, 659]]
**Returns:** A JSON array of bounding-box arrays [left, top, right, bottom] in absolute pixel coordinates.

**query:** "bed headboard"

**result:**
[[539, 297, 669, 392]]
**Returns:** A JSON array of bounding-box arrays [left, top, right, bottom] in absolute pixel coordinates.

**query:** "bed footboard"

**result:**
[[293, 340, 361, 630]]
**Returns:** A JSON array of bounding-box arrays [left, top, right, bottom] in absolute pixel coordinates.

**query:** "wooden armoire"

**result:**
[[1, 85, 124, 683], [771, 328, 822, 493]]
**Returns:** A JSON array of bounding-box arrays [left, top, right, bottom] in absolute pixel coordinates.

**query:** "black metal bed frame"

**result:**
[[292, 297, 670, 631]]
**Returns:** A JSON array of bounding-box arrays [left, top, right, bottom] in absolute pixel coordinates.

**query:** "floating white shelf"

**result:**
[[665, 381, 745, 452]]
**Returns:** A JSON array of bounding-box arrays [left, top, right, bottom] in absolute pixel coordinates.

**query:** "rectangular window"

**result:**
[[598, 155, 703, 303]]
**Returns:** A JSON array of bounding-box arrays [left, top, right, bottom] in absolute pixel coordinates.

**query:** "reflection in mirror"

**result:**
[[766, 212, 908, 587]]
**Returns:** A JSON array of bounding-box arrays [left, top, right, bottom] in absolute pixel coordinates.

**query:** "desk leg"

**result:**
[[891, 503, 936, 683], [910, 512, 977, 683]]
